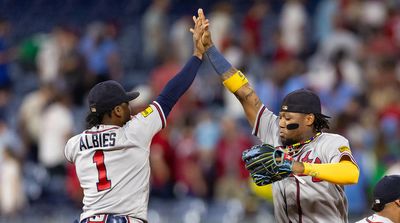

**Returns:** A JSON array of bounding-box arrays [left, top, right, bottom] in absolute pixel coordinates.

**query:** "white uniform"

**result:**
[[253, 105, 358, 223], [65, 102, 166, 221], [356, 214, 395, 223]]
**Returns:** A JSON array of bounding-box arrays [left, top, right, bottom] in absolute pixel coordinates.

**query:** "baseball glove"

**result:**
[[242, 144, 293, 186]]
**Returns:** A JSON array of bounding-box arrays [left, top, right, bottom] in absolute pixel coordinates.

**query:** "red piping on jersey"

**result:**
[[253, 105, 266, 136], [152, 102, 166, 129], [296, 178, 303, 223], [85, 127, 119, 134], [366, 218, 384, 223], [339, 152, 359, 169]]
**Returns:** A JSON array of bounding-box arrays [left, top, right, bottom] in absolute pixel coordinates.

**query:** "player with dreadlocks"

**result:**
[[196, 8, 359, 223]]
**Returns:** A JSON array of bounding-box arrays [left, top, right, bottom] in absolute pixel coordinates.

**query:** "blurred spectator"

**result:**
[[259, 2, 279, 59], [170, 16, 193, 64], [38, 26, 87, 105], [0, 17, 12, 89], [360, 0, 387, 30], [208, 2, 234, 50], [242, 0, 269, 55], [384, 5, 400, 49], [18, 83, 56, 162], [334, 101, 372, 217], [36, 26, 63, 83], [280, 0, 308, 55], [174, 116, 208, 198], [149, 51, 198, 122], [65, 163, 83, 207], [38, 85, 73, 203], [316, 14, 361, 63], [150, 130, 176, 198], [214, 116, 253, 201], [142, 0, 170, 67], [17, 35, 40, 73], [317, 49, 360, 115], [256, 57, 307, 113], [38, 86, 73, 172], [79, 21, 122, 83], [314, 0, 338, 42], [194, 111, 221, 199], [340, 0, 363, 32], [368, 57, 399, 112], [0, 118, 25, 216], [58, 28, 87, 106]]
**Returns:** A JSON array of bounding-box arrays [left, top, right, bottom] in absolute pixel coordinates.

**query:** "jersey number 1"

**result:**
[[93, 150, 111, 191]]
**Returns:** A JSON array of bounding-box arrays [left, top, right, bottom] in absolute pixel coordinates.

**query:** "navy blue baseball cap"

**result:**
[[372, 175, 400, 211], [281, 89, 330, 118], [88, 80, 139, 114]]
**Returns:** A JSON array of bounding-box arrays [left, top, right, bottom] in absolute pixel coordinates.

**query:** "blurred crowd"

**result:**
[[0, 0, 399, 222]]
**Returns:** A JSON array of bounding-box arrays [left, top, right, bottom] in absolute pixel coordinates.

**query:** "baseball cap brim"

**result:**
[[126, 91, 140, 101], [320, 113, 331, 119]]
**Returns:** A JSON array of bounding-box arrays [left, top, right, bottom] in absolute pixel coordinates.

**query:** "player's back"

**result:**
[[65, 124, 151, 221]]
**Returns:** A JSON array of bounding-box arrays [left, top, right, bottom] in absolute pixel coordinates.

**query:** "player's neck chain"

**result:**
[[277, 132, 322, 156]]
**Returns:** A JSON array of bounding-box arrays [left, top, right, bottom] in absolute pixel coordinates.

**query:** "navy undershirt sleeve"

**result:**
[[205, 46, 232, 75], [156, 56, 202, 117]]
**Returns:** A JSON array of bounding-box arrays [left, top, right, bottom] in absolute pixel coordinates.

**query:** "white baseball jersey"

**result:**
[[65, 102, 166, 221], [253, 105, 358, 223], [356, 214, 395, 223]]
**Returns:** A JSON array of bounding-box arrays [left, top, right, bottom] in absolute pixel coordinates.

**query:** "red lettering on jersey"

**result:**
[[93, 150, 112, 191], [311, 157, 322, 182], [300, 151, 312, 163], [291, 150, 322, 182]]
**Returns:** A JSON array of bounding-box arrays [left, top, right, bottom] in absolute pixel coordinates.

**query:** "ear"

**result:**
[[113, 105, 123, 118], [395, 199, 400, 207], [305, 114, 315, 126]]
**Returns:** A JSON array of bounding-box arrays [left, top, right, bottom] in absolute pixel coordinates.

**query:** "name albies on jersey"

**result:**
[[64, 102, 166, 221]]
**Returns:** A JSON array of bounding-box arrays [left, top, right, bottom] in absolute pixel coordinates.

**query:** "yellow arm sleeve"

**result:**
[[303, 160, 359, 185]]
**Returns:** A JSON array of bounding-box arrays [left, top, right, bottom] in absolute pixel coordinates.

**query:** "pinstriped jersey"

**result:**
[[64, 101, 166, 221], [253, 105, 357, 223]]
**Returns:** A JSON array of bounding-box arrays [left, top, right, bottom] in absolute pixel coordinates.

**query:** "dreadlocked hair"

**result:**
[[85, 110, 112, 129], [371, 203, 385, 212], [313, 113, 330, 132]]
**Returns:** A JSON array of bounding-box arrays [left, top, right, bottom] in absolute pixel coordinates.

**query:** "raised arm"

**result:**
[[155, 10, 208, 118], [198, 9, 262, 127]]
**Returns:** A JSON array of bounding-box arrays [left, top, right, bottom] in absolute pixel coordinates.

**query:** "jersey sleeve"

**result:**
[[252, 105, 280, 146], [124, 101, 166, 148], [64, 137, 76, 163], [322, 135, 357, 165]]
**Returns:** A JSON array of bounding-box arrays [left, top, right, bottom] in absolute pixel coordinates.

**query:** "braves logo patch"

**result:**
[[141, 106, 153, 117], [338, 146, 351, 154]]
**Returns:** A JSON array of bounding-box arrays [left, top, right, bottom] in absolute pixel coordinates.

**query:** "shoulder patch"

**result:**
[[141, 106, 154, 117], [338, 146, 351, 154]]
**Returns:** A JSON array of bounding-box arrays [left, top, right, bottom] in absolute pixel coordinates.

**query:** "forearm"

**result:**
[[295, 160, 359, 185], [235, 84, 263, 126], [206, 46, 262, 126], [156, 56, 202, 117]]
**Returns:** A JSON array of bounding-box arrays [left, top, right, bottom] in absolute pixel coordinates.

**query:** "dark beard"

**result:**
[[282, 138, 297, 147]]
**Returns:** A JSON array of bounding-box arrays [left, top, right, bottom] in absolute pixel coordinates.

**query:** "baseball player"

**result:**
[[196, 9, 359, 223], [65, 11, 209, 223], [356, 175, 400, 223]]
